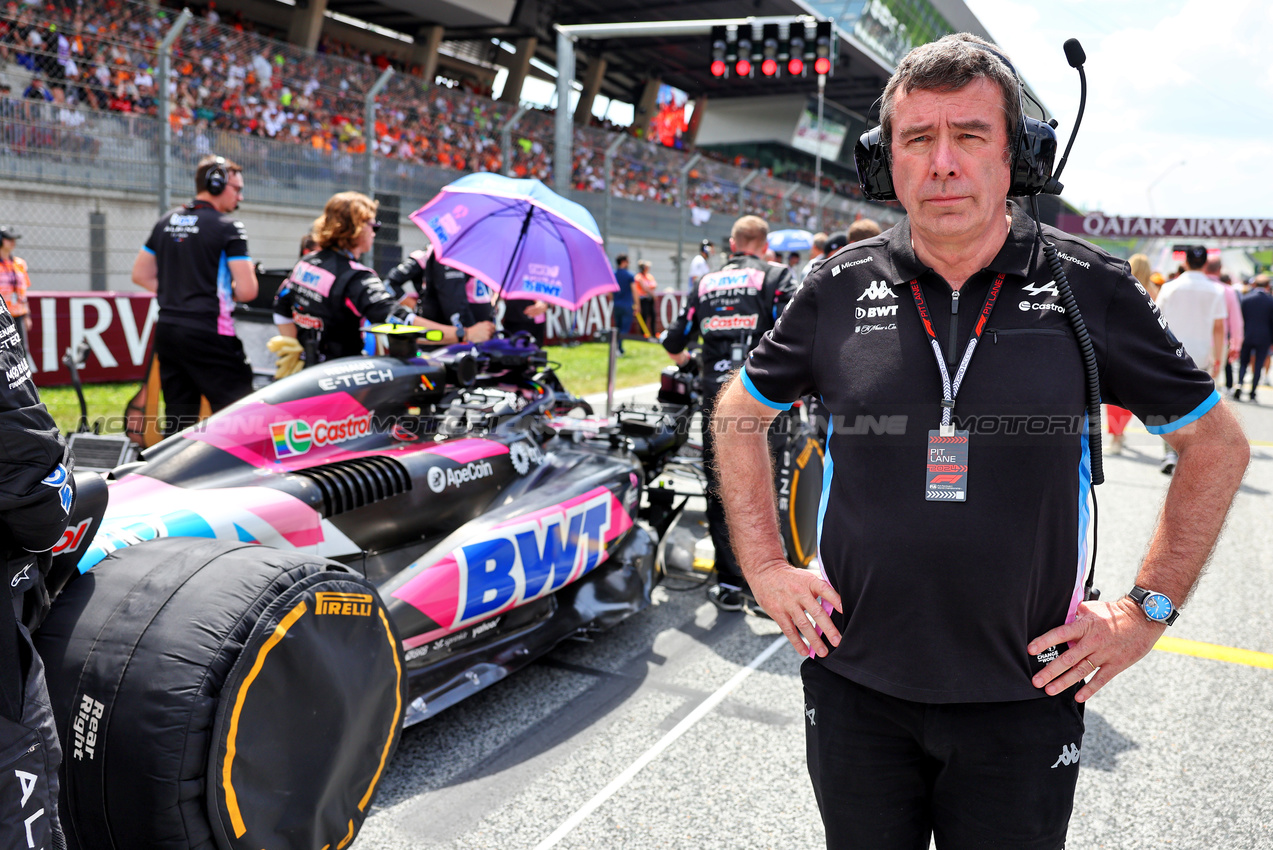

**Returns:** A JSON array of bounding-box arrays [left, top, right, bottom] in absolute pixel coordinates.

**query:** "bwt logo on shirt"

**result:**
[[855, 305, 898, 320], [700, 269, 764, 294]]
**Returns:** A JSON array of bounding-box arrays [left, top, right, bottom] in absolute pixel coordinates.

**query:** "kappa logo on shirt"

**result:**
[[857, 280, 895, 301]]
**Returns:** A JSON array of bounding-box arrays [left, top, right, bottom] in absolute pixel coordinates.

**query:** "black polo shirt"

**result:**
[[143, 200, 251, 336], [742, 202, 1218, 703]]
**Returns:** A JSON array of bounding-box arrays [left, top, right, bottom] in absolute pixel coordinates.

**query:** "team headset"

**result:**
[[855, 39, 1104, 601], [203, 156, 229, 196]]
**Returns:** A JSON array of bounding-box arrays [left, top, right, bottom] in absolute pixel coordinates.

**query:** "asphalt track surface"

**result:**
[[355, 382, 1273, 850]]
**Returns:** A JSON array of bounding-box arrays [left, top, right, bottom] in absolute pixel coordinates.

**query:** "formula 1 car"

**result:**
[[34, 335, 823, 850], [46, 337, 708, 721]]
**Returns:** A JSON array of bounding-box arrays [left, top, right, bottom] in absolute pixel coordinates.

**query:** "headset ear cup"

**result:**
[[1009, 117, 1058, 196], [206, 166, 227, 196], [854, 126, 896, 202]]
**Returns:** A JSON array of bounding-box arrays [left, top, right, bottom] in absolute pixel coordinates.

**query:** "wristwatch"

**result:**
[[1127, 585, 1179, 626], [453, 319, 466, 342]]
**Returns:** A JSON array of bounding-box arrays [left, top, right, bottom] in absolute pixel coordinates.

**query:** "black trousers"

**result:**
[[700, 385, 745, 587], [1239, 340, 1271, 390], [639, 297, 656, 336], [155, 323, 254, 436], [803, 660, 1084, 850]]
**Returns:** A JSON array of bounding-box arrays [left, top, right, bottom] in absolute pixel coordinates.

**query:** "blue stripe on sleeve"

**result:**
[[741, 366, 793, 411], [141, 245, 155, 255], [226, 255, 252, 263], [1144, 389, 1222, 435]]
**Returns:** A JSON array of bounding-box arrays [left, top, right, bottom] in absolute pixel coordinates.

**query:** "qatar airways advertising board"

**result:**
[[25, 291, 688, 387], [1057, 213, 1273, 239]]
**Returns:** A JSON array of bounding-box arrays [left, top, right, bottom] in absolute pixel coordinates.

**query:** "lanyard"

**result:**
[[908, 273, 1006, 435]]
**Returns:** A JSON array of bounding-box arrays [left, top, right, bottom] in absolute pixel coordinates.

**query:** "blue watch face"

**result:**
[[1144, 593, 1174, 621]]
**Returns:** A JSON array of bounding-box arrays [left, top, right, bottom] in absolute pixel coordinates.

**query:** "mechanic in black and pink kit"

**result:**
[[662, 214, 793, 614], [273, 192, 468, 364], [132, 155, 259, 435], [383, 248, 497, 347], [713, 34, 1248, 850]]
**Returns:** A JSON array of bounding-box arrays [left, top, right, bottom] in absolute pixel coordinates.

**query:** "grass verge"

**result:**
[[36, 339, 670, 435]]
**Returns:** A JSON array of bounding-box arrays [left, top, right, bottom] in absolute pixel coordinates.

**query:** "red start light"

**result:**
[[788, 57, 804, 75], [814, 56, 831, 75], [735, 59, 751, 76], [761, 58, 778, 76], [711, 59, 727, 77]]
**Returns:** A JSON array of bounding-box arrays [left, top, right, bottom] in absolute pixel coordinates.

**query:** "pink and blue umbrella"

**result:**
[[409, 173, 618, 311]]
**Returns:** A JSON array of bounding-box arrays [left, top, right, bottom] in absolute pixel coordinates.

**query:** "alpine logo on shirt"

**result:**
[[1021, 280, 1060, 297], [1019, 279, 1066, 313]]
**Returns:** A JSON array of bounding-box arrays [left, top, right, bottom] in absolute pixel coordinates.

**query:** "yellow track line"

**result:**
[[1155, 636, 1273, 670]]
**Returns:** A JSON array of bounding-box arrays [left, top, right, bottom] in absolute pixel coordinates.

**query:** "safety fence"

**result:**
[[25, 290, 690, 387], [0, 0, 899, 289]]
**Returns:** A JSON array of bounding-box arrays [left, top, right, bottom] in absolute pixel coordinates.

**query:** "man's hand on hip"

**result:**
[[1027, 596, 1164, 703], [747, 558, 842, 658]]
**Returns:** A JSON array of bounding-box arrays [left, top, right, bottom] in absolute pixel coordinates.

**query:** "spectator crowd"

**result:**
[[0, 0, 878, 230]]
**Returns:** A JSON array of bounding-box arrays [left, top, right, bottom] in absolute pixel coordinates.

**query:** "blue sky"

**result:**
[[963, 0, 1273, 218]]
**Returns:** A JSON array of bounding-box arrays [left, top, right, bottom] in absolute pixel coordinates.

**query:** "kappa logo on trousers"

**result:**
[[1050, 742, 1080, 768]]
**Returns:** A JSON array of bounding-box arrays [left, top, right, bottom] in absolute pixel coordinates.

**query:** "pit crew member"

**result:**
[[272, 192, 459, 363], [662, 214, 794, 613]]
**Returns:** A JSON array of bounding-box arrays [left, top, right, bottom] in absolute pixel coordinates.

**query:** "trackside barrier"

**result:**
[[27, 291, 688, 386]]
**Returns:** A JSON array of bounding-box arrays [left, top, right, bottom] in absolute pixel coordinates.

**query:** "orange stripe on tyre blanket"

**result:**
[[35, 539, 405, 850]]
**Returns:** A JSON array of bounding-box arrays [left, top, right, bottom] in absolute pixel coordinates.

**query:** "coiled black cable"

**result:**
[[1030, 195, 1102, 600], [1031, 197, 1104, 487]]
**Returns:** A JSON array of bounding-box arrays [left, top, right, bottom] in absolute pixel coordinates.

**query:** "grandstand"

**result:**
[[0, 0, 1047, 293]]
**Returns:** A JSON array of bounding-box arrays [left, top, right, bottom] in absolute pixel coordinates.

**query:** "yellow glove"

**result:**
[[267, 335, 305, 379]]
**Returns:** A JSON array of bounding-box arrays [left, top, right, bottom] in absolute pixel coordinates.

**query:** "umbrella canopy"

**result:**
[[409, 173, 618, 311], [767, 229, 815, 252]]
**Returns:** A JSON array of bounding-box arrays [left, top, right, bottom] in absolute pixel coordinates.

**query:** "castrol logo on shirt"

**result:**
[[700, 314, 759, 333], [270, 413, 373, 459]]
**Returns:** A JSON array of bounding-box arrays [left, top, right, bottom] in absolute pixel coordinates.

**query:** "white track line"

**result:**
[[532, 634, 789, 850]]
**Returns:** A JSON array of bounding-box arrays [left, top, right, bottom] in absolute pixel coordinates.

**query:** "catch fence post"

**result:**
[[675, 152, 703, 292], [602, 134, 624, 247], [156, 8, 192, 218], [499, 106, 527, 177], [738, 169, 760, 216], [364, 68, 394, 198]]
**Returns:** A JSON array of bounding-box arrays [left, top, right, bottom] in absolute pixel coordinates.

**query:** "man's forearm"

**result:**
[[713, 379, 785, 575], [1145, 406, 1249, 603]]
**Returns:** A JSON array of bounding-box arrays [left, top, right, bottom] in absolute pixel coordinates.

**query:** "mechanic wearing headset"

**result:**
[[132, 155, 259, 435], [272, 192, 463, 364], [713, 34, 1247, 849], [0, 288, 73, 847], [662, 214, 794, 614], [383, 248, 495, 346]]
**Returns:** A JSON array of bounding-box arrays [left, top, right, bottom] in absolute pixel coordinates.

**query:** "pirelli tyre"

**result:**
[[33, 538, 406, 850], [770, 408, 825, 568]]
